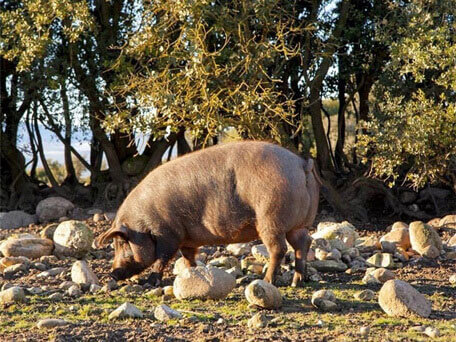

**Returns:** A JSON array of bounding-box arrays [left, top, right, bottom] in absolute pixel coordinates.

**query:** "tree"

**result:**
[[358, 0, 456, 192]]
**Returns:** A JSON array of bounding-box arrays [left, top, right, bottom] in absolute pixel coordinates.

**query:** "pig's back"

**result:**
[[121, 141, 312, 244]]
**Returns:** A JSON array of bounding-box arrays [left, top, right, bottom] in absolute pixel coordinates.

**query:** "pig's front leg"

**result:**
[[146, 236, 179, 286]]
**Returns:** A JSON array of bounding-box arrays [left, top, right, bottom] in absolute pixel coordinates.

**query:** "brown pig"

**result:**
[[96, 141, 321, 286]]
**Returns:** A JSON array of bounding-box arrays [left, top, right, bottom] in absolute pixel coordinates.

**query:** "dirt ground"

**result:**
[[0, 215, 455, 342]]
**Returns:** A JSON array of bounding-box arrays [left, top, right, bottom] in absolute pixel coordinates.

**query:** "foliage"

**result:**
[[358, 0, 456, 189]]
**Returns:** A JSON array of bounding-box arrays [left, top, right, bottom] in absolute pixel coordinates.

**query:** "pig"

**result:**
[[96, 141, 321, 287]]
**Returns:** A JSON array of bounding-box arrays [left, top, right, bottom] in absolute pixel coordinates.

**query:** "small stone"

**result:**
[[381, 227, 410, 250], [32, 262, 47, 271], [36, 197, 74, 223], [244, 279, 282, 309], [37, 267, 66, 278], [60, 281, 76, 290], [247, 312, 268, 329], [0, 237, 53, 259], [172, 257, 205, 275], [359, 326, 370, 336], [146, 287, 163, 297], [449, 274, 456, 284], [53, 220, 94, 258], [247, 263, 264, 275], [154, 304, 182, 321], [311, 290, 337, 311], [409, 221, 442, 259], [363, 267, 395, 284], [226, 266, 243, 278], [208, 256, 239, 269], [354, 289, 375, 301], [26, 287, 43, 295], [0, 256, 31, 272], [312, 221, 359, 249], [163, 285, 174, 297], [93, 213, 104, 222], [309, 260, 348, 272], [71, 260, 99, 286], [312, 289, 336, 303], [326, 249, 342, 261], [3, 263, 28, 277], [316, 319, 325, 327], [67, 284, 82, 297], [0, 286, 26, 303], [48, 292, 64, 301], [40, 224, 59, 240], [366, 253, 395, 269], [315, 248, 329, 261], [252, 245, 269, 263], [37, 318, 69, 329], [424, 326, 440, 338], [226, 243, 251, 256], [109, 302, 143, 319], [89, 284, 102, 293], [40, 255, 59, 264]]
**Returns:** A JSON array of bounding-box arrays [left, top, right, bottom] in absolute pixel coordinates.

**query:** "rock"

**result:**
[[381, 227, 411, 250], [449, 234, 456, 247], [174, 266, 235, 300], [326, 249, 342, 261], [104, 212, 116, 221], [247, 263, 264, 275], [3, 263, 28, 277], [109, 302, 143, 320], [40, 255, 59, 264], [354, 289, 375, 301], [36, 197, 75, 223], [67, 284, 82, 297], [312, 221, 359, 249], [60, 281, 77, 290], [0, 286, 26, 303], [409, 221, 442, 258], [312, 299, 337, 311], [163, 285, 174, 297], [392, 221, 409, 230], [0, 237, 53, 259], [363, 267, 395, 284], [248, 312, 268, 329], [226, 266, 243, 278], [0, 210, 36, 229], [93, 213, 104, 222], [32, 262, 47, 271], [252, 244, 270, 263], [378, 279, 431, 317], [37, 267, 66, 278], [154, 304, 182, 321], [366, 253, 395, 269], [360, 326, 370, 337], [244, 279, 282, 309], [226, 243, 251, 256], [449, 274, 456, 284], [356, 236, 381, 252], [311, 289, 336, 304], [0, 256, 30, 272], [440, 214, 456, 229], [48, 293, 64, 301], [147, 287, 163, 297], [37, 318, 69, 329], [315, 248, 329, 261], [87, 208, 103, 215], [53, 220, 93, 258], [208, 256, 239, 269], [71, 260, 99, 285], [309, 260, 348, 272], [89, 284, 102, 293], [40, 223, 59, 240], [424, 326, 440, 338]]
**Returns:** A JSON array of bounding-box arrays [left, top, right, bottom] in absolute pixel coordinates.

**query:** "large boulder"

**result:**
[[36, 197, 74, 223], [0, 211, 37, 229], [53, 220, 93, 258], [245, 280, 282, 309], [409, 221, 442, 258], [71, 260, 99, 286], [173, 266, 236, 300], [312, 221, 359, 250], [378, 280, 431, 318], [0, 236, 53, 259]]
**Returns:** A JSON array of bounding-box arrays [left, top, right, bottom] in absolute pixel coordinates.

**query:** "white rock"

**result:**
[[0, 237, 53, 259], [37, 267, 66, 278], [208, 256, 239, 269], [424, 326, 440, 338], [67, 284, 82, 297], [154, 304, 182, 321], [354, 289, 375, 301], [311, 290, 337, 311], [366, 253, 395, 269], [227, 243, 251, 256], [409, 221, 442, 259], [53, 220, 93, 258], [252, 245, 270, 263], [378, 279, 432, 317], [0, 286, 25, 303], [449, 274, 456, 284], [248, 312, 268, 329], [37, 318, 69, 329], [174, 266, 235, 300], [71, 260, 99, 285], [172, 257, 205, 275], [244, 279, 282, 309], [36, 197, 75, 223], [312, 221, 359, 249], [0, 211, 36, 229], [360, 326, 370, 336], [109, 302, 143, 319]]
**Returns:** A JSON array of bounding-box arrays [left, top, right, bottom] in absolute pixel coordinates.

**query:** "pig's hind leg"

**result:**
[[260, 230, 287, 285], [286, 228, 311, 287]]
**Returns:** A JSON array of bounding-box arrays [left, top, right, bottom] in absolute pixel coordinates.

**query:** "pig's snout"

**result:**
[[110, 268, 135, 281]]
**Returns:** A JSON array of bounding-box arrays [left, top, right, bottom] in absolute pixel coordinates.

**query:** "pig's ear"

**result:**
[[95, 225, 128, 248]]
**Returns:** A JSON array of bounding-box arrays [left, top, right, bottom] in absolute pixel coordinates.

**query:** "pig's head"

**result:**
[[95, 223, 155, 281]]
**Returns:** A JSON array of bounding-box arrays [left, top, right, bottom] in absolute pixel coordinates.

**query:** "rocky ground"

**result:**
[[0, 200, 455, 342]]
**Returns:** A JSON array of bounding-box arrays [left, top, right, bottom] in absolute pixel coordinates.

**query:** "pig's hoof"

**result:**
[[146, 272, 162, 287], [291, 273, 307, 287]]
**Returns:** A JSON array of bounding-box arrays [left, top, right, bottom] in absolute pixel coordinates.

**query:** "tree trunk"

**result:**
[[335, 50, 347, 171], [60, 83, 78, 185]]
